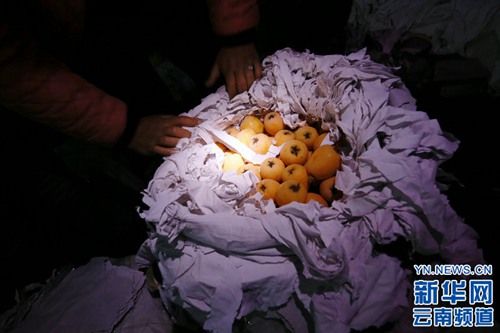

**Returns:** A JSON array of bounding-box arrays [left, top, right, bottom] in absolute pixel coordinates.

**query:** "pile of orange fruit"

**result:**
[[218, 110, 343, 208]]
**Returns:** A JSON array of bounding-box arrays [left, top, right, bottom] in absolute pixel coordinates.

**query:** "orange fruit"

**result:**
[[275, 179, 308, 207], [222, 152, 245, 172], [294, 125, 319, 150], [215, 141, 228, 152], [240, 115, 264, 134], [235, 128, 256, 146], [319, 176, 342, 203], [226, 127, 239, 137], [237, 163, 261, 180], [279, 139, 309, 166], [282, 164, 309, 188], [304, 145, 341, 180], [305, 192, 329, 207], [313, 132, 328, 150], [263, 111, 284, 136], [248, 133, 272, 154], [256, 178, 280, 200], [260, 157, 285, 182], [274, 129, 295, 146]]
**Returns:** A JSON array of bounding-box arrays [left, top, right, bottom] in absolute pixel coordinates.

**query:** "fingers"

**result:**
[[227, 64, 259, 98], [128, 114, 202, 157], [253, 60, 263, 80], [149, 126, 189, 156], [156, 134, 181, 150], [244, 58, 263, 85], [204, 64, 220, 88], [174, 115, 203, 127], [163, 123, 193, 139], [157, 116, 203, 155], [225, 75, 237, 99], [211, 45, 262, 99], [153, 145, 178, 156]]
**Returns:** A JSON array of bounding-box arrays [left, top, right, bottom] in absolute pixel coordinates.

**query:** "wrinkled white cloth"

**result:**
[[5, 257, 146, 333], [346, 0, 500, 95], [137, 48, 484, 333]]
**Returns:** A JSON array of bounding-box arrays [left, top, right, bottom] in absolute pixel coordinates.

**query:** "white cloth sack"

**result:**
[[137, 48, 484, 333]]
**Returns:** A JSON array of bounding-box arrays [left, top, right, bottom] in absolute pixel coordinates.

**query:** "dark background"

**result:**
[[1, 0, 498, 325]]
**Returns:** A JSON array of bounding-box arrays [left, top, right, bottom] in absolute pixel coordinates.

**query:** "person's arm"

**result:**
[[0, 21, 200, 156], [0, 21, 128, 147], [206, 0, 259, 36], [205, 0, 263, 98]]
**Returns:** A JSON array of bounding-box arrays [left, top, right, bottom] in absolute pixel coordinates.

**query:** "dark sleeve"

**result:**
[[207, 0, 259, 36], [0, 20, 129, 147]]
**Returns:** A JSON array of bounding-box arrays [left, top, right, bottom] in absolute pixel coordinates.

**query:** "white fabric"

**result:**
[[137, 48, 484, 333], [5, 257, 146, 333], [346, 0, 500, 95]]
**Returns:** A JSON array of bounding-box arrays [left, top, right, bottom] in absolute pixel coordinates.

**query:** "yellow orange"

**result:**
[[319, 176, 342, 203], [240, 115, 264, 134], [237, 163, 261, 180], [215, 141, 228, 152], [305, 192, 329, 207], [304, 145, 341, 180], [274, 129, 295, 146], [294, 125, 319, 150], [275, 179, 308, 207], [226, 127, 239, 137], [260, 157, 285, 182], [248, 133, 272, 154], [313, 132, 328, 150], [256, 178, 280, 200], [222, 152, 245, 172], [235, 128, 256, 146], [279, 139, 309, 166], [263, 111, 285, 136], [282, 164, 309, 188]]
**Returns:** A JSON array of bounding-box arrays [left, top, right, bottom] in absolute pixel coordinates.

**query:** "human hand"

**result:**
[[127, 114, 201, 156], [205, 43, 263, 99]]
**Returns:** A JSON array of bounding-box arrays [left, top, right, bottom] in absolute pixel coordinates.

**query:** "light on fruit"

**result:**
[[226, 127, 239, 137], [240, 115, 264, 134], [222, 152, 245, 172], [248, 133, 272, 154], [235, 128, 256, 146], [238, 163, 261, 180]]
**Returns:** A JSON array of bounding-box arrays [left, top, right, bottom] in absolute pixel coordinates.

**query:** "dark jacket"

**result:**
[[0, 0, 259, 147]]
